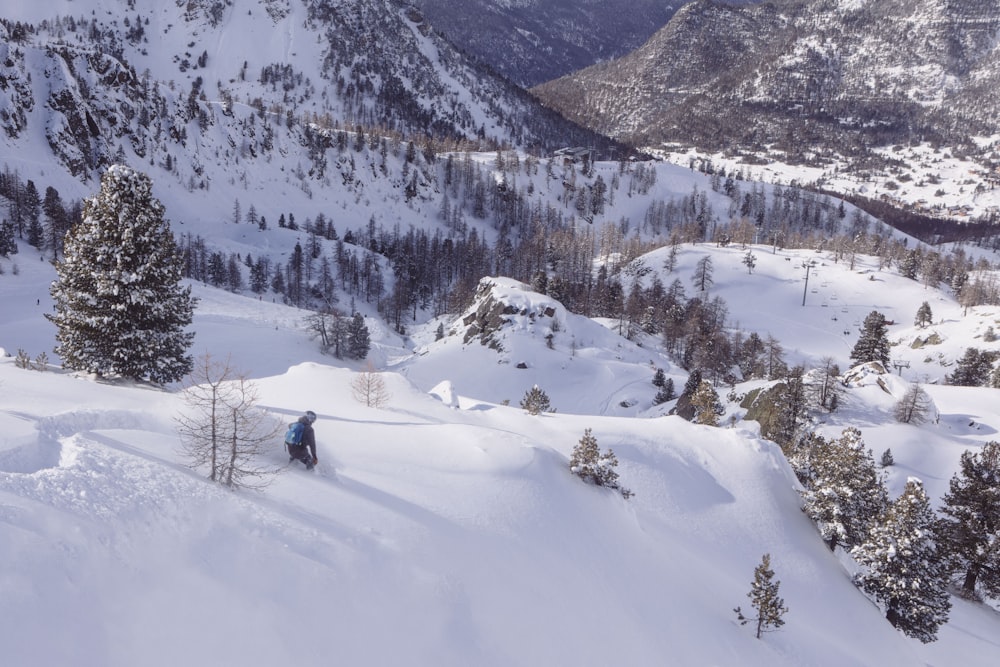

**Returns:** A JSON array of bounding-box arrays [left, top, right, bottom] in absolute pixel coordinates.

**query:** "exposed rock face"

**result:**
[[1, 0, 618, 185], [0, 28, 33, 139], [461, 278, 557, 350]]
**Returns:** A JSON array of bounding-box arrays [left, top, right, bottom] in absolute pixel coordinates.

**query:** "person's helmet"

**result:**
[[305, 410, 317, 424]]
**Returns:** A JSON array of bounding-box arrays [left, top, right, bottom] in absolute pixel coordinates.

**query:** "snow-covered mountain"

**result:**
[[413, 0, 682, 87], [3, 1, 1000, 663], [0, 0, 616, 187], [532, 0, 1000, 193]]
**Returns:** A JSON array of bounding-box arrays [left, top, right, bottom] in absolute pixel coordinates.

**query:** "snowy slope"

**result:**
[[4, 231, 1000, 664], [1, 2, 998, 663], [1, 354, 991, 667]]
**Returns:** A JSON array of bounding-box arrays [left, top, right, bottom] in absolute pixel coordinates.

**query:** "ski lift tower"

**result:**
[[801, 259, 817, 306]]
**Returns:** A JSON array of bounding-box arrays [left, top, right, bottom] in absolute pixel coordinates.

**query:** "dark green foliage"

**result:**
[[852, 479, 951, 643], [653, 378, 676, 405], [880, 448, 894, 467], [799, 428, 888, 553], [27, 215, 44, 249], [850, 310, 891, 367], [670, 369, 703, 420], [47, 166, 195, 383], [0, 219, 17, 257], [735, 553, 788, 639], [345, 312, 371, 360], [682, 369, 702, 398], [936, 441, 1000, 599], [23, 179, 41, 248], [914, 301, 933, 328], [947, 347, 995, 387], [42, 185, 68, 260]]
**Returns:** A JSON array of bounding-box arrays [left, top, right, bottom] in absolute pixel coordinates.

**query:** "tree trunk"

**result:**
[[226, 410, 238, 487], [962, 563, 980, 596], [209, 390, 218, 481], [886, 598, 901, 629]]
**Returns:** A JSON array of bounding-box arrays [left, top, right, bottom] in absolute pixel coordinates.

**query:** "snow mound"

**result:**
[[428, 380, 461, 408]]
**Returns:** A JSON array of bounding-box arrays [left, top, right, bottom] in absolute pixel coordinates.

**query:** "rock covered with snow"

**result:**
[[842, 361, 890, 388], [460, 277, 560, 350]]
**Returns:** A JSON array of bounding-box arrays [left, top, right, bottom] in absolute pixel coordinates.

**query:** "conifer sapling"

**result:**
[[735, 553, 788, 639], [569, 428, 633, 499]]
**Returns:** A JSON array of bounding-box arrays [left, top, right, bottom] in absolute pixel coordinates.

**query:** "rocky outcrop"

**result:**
[[0, 28, 32, 139], [461, 278, 557, 350]]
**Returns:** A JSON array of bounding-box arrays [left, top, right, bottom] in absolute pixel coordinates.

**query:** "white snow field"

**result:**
[[3, 237, 1000, 666]]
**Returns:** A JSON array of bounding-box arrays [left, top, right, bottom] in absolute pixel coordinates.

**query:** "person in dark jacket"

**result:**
[[288, 410, 318, 470]]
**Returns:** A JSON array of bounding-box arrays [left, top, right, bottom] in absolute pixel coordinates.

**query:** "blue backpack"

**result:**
[[284, 421, 305, 446]]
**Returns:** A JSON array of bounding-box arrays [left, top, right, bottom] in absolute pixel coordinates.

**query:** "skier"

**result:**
[[287, 410, 319, 470]]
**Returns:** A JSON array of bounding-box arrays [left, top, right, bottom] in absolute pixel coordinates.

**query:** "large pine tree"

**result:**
[[800, 427, 888, 552], [936, 441, 1000, 599], [345, 312, 371, 360], [47, 165, 195, 383], [850, 310, 891, 367], [852, 478, 952, 643], [947, 347, 994, 387]]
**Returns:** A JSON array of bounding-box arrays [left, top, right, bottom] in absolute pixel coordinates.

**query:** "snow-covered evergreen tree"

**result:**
[[881, 448, 895, 467], [936, 441, 1000, 599], [800, 427, 888, 552], [47, 165, 195, 383], [653, 378, 676, 406], [852, 478, 951, 643], [914, 301, 933, 328], [569, 428, 632, 499], [947, 347, 994, 387], [0, 219, 17, 257], [735, 553, 788, 639], [345, 312, 371, 360]]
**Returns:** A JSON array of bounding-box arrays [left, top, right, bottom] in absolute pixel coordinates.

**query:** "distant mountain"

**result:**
[[0, 0, 618, 186], [532, 0, 1000, 161], [414, 0, 682, 87]]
